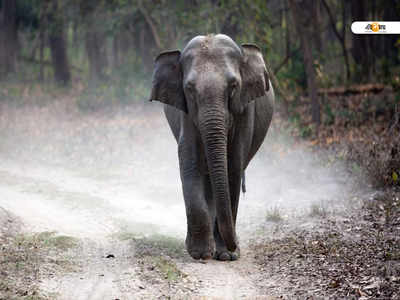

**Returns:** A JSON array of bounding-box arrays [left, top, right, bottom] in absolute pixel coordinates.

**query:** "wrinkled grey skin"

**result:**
[[150, 34, 274, 261]]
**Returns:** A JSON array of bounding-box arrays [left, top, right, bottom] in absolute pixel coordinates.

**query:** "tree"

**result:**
[[0, 0, 18, 79], [322, 0, 351, 82], [288, 0, 320, 127], [47, 0, 71, 85], [80, 0, 108, 85], [382, 1, 400, 79], [351, 0, 371, 82]]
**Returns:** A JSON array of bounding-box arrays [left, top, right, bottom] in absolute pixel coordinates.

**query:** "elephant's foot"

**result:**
[[213, 228, 240, 261], [186, 229, 215, 260], [213, 245, 240, 261]]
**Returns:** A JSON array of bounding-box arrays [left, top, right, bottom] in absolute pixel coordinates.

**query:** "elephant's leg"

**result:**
[[202, 174, 234, 261], [201, 173, 233, 261], [212, 171, 241, 261], [230, 171, 242, 227], [181, 173, 214, 260], [178, 121, 214, 260]]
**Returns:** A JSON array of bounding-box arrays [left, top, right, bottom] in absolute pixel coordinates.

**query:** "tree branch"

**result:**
[[321, 0, 350, 81], [266, 61, 290, 117], [138, 2, 162, 50], [288, 0, 320, 127], [273, 46, 300, 75], [321, 0, 343, 43]]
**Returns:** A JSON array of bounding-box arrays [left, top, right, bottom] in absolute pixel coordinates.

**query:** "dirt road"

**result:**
[[0, 104, 356, 299], [0, 159, 278, 299]]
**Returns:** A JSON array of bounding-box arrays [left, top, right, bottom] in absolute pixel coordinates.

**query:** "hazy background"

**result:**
[[0, 0, 398, 241], [0, 98, 360, 243]]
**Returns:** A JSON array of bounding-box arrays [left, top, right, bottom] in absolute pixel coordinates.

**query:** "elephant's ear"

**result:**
[[239, 44, 269, 108], [150, 50, 187, 113]]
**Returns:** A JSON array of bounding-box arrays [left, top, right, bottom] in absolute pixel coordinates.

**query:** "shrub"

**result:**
[[346, 118, 400, 188]]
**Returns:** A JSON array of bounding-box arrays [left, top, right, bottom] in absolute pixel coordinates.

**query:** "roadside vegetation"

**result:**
[[251, 92, 400, 298], [253, 187, 400, 299], [0, 212, 77, 300]]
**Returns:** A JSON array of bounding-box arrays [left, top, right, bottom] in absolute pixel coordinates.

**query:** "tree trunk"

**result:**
[[85, 29, 108, 85], [112, 33, 120, 69], [321, 0, 351, 82], [351, 0, 370, 82], [0, 0, 18, 80], [288, 0, 320, 127], [285, 0, 291, 61], [138, 1, 162, 50], [382, 0, 399, 79], [138, 23, 157, 73], [80, 1, 108, 85], [47, 1, 71, 86], [312, 1, 322, 52], [39, 3, 47, 82], [49, 32, 71, 85], [341, 0, 350, 81], [39, 26, 45, 82]]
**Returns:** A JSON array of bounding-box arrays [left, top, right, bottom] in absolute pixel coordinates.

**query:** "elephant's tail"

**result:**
[[241, 171, 246, 193]]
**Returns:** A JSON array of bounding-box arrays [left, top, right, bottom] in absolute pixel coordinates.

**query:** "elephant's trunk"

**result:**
[[199, 106, 236, 252]]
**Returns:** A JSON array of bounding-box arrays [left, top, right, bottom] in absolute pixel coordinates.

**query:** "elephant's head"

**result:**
[[150, 34, 269, 251]]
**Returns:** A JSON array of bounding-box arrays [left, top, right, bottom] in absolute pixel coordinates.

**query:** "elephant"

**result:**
[[149, 34, 274, 261]]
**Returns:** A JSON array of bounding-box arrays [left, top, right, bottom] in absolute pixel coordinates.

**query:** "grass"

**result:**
[[153, 256, 185, 282], [135, 234, 186, 259], [253, 188, 400, 299], [265, 206, 284, 223], [0, 230, 78, 300], [27, 231, 77, 250], [347, 136, 400, 188], [309, 203, 328, 218], [117, 231, 186, 259], [130, 233, 187, 285], [137, 254, 186, 286]]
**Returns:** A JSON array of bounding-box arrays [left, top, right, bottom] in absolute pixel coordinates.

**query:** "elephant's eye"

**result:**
[[229, 81, 238, 98]]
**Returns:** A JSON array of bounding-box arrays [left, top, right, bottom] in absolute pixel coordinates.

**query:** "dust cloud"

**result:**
[[239, 125, 359, 240], [0, 99, 360, 242]]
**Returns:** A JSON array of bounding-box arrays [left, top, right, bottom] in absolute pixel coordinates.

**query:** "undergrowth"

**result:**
[[0, 229, 77, 299]]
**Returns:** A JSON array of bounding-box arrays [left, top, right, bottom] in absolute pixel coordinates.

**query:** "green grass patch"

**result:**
[[116, 231, 185, 259], [266, 206, 284, 223], [0, 231, 78, 299], [34, 231, 78, 250], [153, 256, 185, 282], [135, 234, 185, 259]]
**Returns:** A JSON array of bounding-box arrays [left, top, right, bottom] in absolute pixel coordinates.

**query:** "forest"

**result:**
[[0, 0, 400, 299], [1, 1, 399, 109]]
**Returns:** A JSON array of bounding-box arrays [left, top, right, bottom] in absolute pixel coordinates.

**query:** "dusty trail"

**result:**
[[0, 160, 271, 299], [177, 249, 273, 299], [0, 104, 354, 299], [42, 239, 139, 300]]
